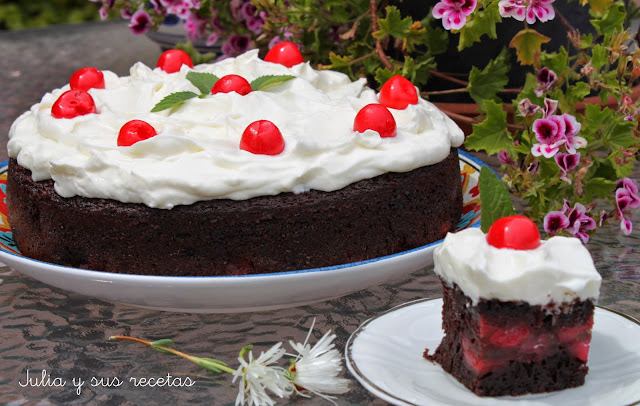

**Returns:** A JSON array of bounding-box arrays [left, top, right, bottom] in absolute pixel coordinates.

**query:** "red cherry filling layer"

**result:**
[[462, 313, 595, 375]]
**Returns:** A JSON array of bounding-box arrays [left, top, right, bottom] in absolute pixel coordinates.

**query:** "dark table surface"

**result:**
[[1, 21, 639, 406]]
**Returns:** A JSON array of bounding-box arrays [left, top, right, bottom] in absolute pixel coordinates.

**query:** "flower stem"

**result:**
[[110, 335, 236, 375]]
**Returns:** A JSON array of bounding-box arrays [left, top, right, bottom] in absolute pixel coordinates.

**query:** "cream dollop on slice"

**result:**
[[8, 50, 464, 209], [433, 228, 601, 306]]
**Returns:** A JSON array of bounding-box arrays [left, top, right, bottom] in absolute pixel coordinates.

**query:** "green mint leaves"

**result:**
[[479, 166, 515, 232], [150, 91, 199, 112], [250, 75, 295, 91], [151, 72, 295, 112], [186, 71, 220, 94]]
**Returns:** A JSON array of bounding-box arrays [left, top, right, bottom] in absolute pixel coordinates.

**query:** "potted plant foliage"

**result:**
[[93, 0, 640, 241]]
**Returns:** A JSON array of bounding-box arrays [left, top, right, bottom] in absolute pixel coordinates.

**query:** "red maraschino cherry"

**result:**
[[51, 90, 97, 119], [379, 75, 419, 110], [118, 120, 158, 146], [69, 67, 105, 91], [353, 104, 397, 138], [486, 215, 541, 250], [264, 41, 304, 68], [211, 74, 252, 95], [157, 49, 194, 73], [240, 120, 285, 155]]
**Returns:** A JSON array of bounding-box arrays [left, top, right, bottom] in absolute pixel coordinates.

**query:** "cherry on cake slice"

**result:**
[[425, 215, 602, 396]]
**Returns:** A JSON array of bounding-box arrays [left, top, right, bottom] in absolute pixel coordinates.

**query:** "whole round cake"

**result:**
[[7, 48, 464, 276]]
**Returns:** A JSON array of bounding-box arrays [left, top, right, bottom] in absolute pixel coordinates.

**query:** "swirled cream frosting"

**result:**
[[433, 228, 601, 306], [8, 50, 464, 209]]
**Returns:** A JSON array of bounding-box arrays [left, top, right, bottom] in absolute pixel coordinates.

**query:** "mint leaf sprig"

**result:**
[[151, 72, 296, 112]]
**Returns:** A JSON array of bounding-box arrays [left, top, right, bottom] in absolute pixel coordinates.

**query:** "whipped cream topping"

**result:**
[[8, 50, 464, 209], [433, 228, 601, 306]]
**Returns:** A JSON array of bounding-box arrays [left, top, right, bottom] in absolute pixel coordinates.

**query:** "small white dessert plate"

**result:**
[[346, 298, 640, 406], [0, 151, 485, 313]]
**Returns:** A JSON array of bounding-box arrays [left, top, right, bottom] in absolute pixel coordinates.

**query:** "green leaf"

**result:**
[[151, 91, 198, 112], [591, 45, 608, 69], [374, 66, 402, 89], [458, 2, 501, 51], [467, 48, 510, 106], [509, 29, 550, 66], [150, 339, 175, 347], [579, 33, 595, 49], [150, 339, 175, 354], [250, 75, 296, 91], [479, 166, 515, 232], [374, 6, 413, 39], [588, 0, 615, 15], [465, 100, 513, 155], [590, 1, 626, 36], [193, 357, 227, 374], [561, 82, 591, 112], [186, 71, 219, 94], [423, 24, 449, 55], [606, 120, 636, 148], [328, 52, 352, 70], [540, 47, 569, 77], [584, 177, 616, 199]]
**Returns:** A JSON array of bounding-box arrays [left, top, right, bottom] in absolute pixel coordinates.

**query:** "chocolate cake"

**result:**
[[7, 150, 461, 276], [6, 49, 465, 276], [426, 216, 602, 396]]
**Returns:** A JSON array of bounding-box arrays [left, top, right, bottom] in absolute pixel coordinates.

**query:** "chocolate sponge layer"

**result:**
[[6, 149, 461, 276]]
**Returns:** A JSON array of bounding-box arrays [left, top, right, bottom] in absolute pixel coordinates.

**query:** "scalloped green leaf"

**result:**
[[509, 28, 550, 66], [250, 75, 296, 91], [465, 100, 513, 155], [186, 71, 219, 94], [458, 2, 500, 51], [479, 166, 515, 232], [151, 91, 198, 112], [590, 1, 626, 36], [373, 6, 413, 39], [467, 49, 510, 107]]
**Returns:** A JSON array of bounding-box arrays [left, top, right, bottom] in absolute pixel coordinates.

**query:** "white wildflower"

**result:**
[[287, 320, 350, 404], [232, 342, 294, 406]]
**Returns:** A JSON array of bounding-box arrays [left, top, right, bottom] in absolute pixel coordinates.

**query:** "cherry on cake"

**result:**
[[425, 215, 602, 396], [7, 47, 465, 276]]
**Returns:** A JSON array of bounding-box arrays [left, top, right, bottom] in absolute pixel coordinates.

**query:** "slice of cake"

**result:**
[[426, 215, 602, 396]]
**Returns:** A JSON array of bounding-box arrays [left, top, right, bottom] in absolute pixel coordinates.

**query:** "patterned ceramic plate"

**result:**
[[346, 298, 640, 406], [0, 150, 485, 313]]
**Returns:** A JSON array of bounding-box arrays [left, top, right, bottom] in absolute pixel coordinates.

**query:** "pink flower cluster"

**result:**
[[432, 0, 478, 30], [529, 98, 586, 159], [498, 0, 555, 24], [615, 178, 640, 235], [544, 200, 596, 243], [95, 0, 266, 58]]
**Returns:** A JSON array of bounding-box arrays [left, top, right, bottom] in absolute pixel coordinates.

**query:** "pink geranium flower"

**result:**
[[432, 0, 478, 30], [222, 34, 251, 57], [499, 0, 555, 24], [615, 178, 640, 235], [128, 9, 154, 35], [531, 115, 565, 158], [535, 67, 557, 96], [544, 200, 596, 243], [554, 152, 580, 184]]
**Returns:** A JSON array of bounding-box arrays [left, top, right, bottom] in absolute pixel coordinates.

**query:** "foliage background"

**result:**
[[0, 0, 100, 30]]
